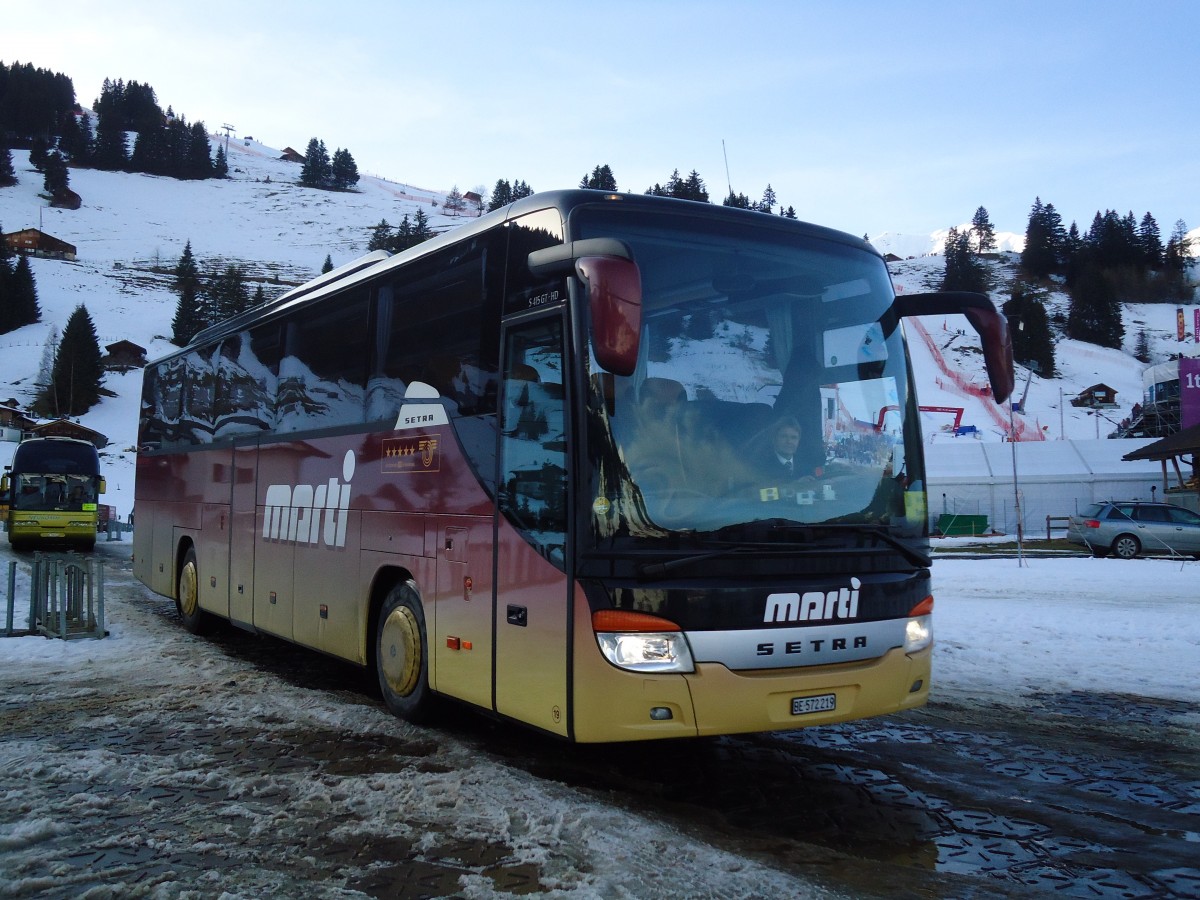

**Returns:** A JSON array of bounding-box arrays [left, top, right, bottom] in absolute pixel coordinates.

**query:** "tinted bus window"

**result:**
[[214, 327, 280, 439], [277, 290, 369, 433], [378, 243, 501, 420]]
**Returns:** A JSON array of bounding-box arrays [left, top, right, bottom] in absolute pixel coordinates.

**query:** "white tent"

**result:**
[[925, 438, 1169, 536]]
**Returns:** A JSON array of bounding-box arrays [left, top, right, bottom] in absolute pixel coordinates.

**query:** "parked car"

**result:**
[[1067, 501, 1200, 559]]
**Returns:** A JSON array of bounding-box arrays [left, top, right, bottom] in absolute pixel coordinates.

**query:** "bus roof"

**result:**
[[11, 436, 101, 475], [158, 190, 879, 364]]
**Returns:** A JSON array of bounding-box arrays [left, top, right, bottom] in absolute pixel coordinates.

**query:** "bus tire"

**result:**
[[176, 546, 212, 635], [375, 582, 434, 723]]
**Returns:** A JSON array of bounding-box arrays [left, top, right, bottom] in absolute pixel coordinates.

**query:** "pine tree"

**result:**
[[93, 106, 129, 170], [184, 122, 213, 179], [759, 184, 777, 214], [0, 226, 14, 334], [1002, 284, 1055, 377], [205, 265, 250, 322], [57, 110, 92, 165], [170, 241, 205, 345], [11, 255, 41, 327], [322, 254, 334, 274], [1020, 198, 1060, 279], [971, 206, 997, 254], [213, 143, 229, 178], [1133, 327, 1151, 363], [330, 148, 359, 190], [300, 138, 331, 187], [0, 147, 16, 187], [1137, 212, 1163, 268], [1163, 220, 1192, 300], [47, 304, 104, 416], [444, 185, 466, 216], [580, 164, 617, 191], [488, 179, 513, 211], [722, 190, 752, 209], [28, 136, 50, 172], [42, 151, 70, 198], [1067, 263, 1124, 349], [941, 227, 987, 292], [368, 219, 392, 251], [411, 208, 433, 242], [36, 325, 59, 398]]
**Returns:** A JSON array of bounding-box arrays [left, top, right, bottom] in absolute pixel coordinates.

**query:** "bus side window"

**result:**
[[499, 319, 567, 569], [277, 291, 369, 433]]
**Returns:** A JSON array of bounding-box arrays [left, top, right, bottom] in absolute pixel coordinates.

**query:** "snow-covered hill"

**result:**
[[870, 227, 1025, 259], [2, 140, 1198, 519]]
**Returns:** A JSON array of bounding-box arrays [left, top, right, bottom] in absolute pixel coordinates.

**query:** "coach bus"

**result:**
[[3, 436, 105, 551], [134, 190, 1012, 742]]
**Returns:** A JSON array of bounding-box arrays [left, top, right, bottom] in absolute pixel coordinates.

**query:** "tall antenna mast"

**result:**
[[722, 139, 733, 198]]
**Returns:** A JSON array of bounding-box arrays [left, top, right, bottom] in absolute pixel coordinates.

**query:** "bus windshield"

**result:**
[[577, 207, 925, 545], [9, 439, 101, 511]]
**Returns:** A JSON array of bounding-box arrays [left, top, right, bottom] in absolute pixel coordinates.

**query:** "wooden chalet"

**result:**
[[2, 228, 78, 261], [29, 418, 108, 450], [1070, 383, 1119, 409], [279, 147, 306, 164], [103, 340, 148, 372]]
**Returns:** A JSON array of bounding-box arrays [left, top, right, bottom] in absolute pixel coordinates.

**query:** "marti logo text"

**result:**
[[263, 450, 355, 548]]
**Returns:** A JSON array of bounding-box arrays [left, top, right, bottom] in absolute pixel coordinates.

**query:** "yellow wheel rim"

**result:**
[[179, 560, 199, 617], [380, 606, 421, 697]]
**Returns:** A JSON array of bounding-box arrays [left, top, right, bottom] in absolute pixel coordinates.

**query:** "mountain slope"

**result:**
[[2, 140, 1196, 518]]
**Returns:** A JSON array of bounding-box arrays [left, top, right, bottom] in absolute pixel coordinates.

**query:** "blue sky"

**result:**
[[5, 1, 1197, 239]]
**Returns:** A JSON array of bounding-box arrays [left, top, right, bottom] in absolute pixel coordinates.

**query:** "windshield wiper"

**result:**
[[630, 522, 931, 580], [768, 523, 932, 569]]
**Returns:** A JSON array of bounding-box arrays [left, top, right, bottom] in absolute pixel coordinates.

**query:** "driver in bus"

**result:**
[[751, 416, 822, 483], [68, 484, 88, 509]]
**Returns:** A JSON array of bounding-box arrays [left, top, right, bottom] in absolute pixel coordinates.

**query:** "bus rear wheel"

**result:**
[[176, 546, 212, 635], [375, 582, 433, 723]]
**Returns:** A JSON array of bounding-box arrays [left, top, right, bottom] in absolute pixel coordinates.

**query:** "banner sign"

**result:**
[[1181, 358, 1200, 430], [1178, 308, 1186, 342]]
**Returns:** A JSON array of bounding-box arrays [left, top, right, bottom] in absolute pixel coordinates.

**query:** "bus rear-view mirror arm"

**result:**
[[894, 291, 1015, 404], [528, 240, 642, 377]]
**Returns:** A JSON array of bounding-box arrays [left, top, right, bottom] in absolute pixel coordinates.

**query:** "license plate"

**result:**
[[791, 693, 836, 716]]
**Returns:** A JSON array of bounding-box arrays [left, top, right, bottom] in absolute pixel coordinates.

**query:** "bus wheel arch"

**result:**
[[374, 578, 434, 724], [175, 542, 212, 634]]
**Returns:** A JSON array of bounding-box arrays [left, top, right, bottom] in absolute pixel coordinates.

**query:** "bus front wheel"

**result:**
[[176, 546, 212, 635], [375, 582, 434, 723]]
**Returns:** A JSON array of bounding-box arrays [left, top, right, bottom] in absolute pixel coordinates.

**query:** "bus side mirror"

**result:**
[[527, 239, 643, 377], [894, 291, 1015, 404], [99, 477, 107, 495], [576, 255, 641, 377]]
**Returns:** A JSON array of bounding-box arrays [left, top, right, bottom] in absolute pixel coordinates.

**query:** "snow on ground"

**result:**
[[1, 543, 1197, 895], [0, 542, 843, 899]]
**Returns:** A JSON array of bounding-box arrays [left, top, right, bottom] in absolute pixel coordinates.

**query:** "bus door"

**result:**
[[494, 316, 571, 736], [228, 445, 257, 628]]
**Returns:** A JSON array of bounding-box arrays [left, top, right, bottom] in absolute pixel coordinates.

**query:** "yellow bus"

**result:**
[[3, 436, 105, 552]]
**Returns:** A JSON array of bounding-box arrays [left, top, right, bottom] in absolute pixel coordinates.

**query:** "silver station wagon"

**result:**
[[1067, 500, 1200, 559]]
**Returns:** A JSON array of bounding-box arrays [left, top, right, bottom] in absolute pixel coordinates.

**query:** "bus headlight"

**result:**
[[592, 610, 695, 673], [904, 615, 932, 654]]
